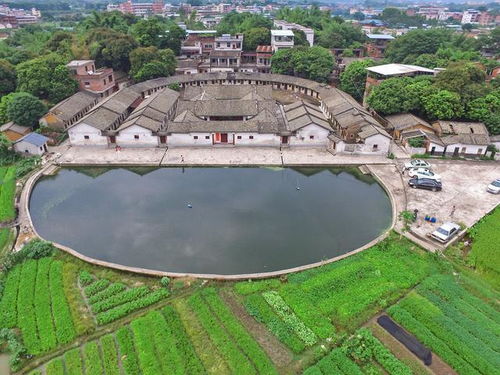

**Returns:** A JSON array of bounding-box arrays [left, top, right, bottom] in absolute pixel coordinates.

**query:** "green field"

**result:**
[[0, 227, 497, 374], [0, 166, 16, 222]]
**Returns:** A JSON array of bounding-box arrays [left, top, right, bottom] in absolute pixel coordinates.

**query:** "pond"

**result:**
[[29, 167, 392, 275]]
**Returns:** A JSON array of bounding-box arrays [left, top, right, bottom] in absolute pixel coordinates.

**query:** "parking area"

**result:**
[[401, 160, 499, 243]]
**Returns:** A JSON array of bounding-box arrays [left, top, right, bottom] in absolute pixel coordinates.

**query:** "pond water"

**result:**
[[29, 167, 392, 275]]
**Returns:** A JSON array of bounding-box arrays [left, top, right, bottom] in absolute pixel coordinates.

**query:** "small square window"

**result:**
[[194, 135, 199, 139], [237, 135, 242, 139], [134, 135, 139, 140], [309, 135, 314, 140], [84, 135, 89, 140], [205, 135, 210, 139], [249, 136, 254, 140]]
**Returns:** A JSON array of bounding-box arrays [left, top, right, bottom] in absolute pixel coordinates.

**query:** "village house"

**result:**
[[67, 60, 117, 98], [428, 120, 490, 157], [365, 34, 395, 58], [40, 91, 99, 130], [270, 30, 294, 52], [273, 20, 314, 46], [13, 132, 48, 155], [209, 34, 243, 72], [384, 113, 434, 141], [0, 121, 31, 142]]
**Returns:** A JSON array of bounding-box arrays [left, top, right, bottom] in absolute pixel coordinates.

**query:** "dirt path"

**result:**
[[367, 316, 457, 375], [220, 289, 293, 368]]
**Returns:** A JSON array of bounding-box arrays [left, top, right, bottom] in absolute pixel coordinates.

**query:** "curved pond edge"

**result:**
[[22, 163, 397, 280]]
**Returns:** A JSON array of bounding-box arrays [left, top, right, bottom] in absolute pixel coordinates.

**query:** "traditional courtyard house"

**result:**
[[68, 88, 142, 146], [40, 91, 99, 130], [365, 34, 395, 58], [429, 120, 490, 157], [67, 60, 117, 98], [283, 101, 333, 147], [270, 30, 294, 52], [384, 113, 435, 141], [0, 121, 31, 141], [115, 88, 179, 147], [13, 132, 48, 155]]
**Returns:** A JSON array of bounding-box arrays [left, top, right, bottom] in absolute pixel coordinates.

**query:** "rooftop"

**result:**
[[66, 60, 93, 67], [15, 132, 48, 146], [366, 34, 395, 40], [271, 30, 294, 37], [366, 64, 435, 76]]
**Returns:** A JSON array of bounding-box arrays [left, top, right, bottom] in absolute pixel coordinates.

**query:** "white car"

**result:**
[[431, 222, 460, 243], [404, 159, 431, 170], [487, 179, 500, 194], [408, 168, 441, 182]]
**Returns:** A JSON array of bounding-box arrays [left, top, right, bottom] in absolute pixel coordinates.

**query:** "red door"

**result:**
[[159, 136, 166, 144], [281, 136, 289, 144], [221, 133, 228, 143], [109, 136, 116, 144]]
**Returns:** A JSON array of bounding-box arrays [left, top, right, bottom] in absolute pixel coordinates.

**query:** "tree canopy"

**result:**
[[216, 12, 272, 35], [5, 92, 47, 127], [339, 60, 375, 101], [129, 47, 176, 82], [0, 60, 16, 97], [243, 28, 270, 51]]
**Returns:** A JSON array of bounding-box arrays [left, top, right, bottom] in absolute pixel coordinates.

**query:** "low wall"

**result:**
[[21, 163, 397, 280]]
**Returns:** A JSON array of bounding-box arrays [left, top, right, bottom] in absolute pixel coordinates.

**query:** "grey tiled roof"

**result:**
[[385, 113, 431, 131], [49, 91, 99, 122]]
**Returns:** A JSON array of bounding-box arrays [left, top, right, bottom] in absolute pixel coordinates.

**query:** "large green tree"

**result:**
[[130, 47, 176, 81], [159, 25, 186, 55], [131, 18, 165, 47], [216, 12, 272, 34], [317, 21, 365, 49], [6, 92, 47, 127], [0, 60, 16, 96], [366, 78, 414, 115], [339, 60, 375, 101], [421, 90, 463, 120], [0, 93, 16, 124], [271, 46, 334, 83], [243, 27, 270, 51], [87, 29, 138, 72], [467, 90, 500, 135], [15, 54, 78, 103]]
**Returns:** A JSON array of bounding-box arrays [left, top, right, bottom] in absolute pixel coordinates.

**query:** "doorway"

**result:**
[[453, 147, 459, 157], [220, 133, 228, 143]]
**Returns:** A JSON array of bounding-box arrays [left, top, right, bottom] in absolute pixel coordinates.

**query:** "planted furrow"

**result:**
[[34, 257, 57, 352], [130, 316, 163, 375], [83, 341, 104, 375], [17, 260, 39, 354], [84, 279, 111, 297], [49, 261, 76, 345], [116, 326, 141, 375], [0, 264, 21, 328], [87, 283, 126, 305], [189, 292, 256, 374], [45, 357, 64, 375], [64, 347, 84, 375], [91, 286, 150, 313], [100, 334, 121, 375], [202, 288, 277, 374]]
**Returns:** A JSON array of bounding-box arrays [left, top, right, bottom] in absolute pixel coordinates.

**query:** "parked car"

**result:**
[[408, 178, 442, 191], [404, 159, 431, 170], [408, 168, 442, 182], [487, 179, 500, 194], [431, 222, 460, 243]]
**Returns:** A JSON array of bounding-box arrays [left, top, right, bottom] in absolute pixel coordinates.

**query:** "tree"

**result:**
[[131, 18, 165, 47], [353, 12, 365, 21], [216, 12, 272, 34], [243, 27, 270, 51], [134, 62, 171, 82], [385, 29, 452, 63], [88, 30, 138, 72], [422, 90, 463, 120], [6, 93, 47, 127], [317, 21, 365, 49], [467, 91, 500, 135], [130, 47, 176, 81], [271, 46, 334, 83], [462, 23, 474, 32], [159, 25, 186, 55], [293, 30, 309, 47], [435, 62, 486, 94], [367, 78, 414, 115], [0, 60, 16, 96], [45, 31, 74, 56], [15, 54, 78, 103], [0, 93, 16, 124], [339, 59, 375, 101]]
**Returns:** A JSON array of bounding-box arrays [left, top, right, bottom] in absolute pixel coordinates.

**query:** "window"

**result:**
[[109, 75, 113, 82], [205, 135, 210, 139], [461, 147, 466, 154], [84, 82, 90, 87], [309, 135, 314, 140], [372, 144, 378, 150], [249, 135, 254, 140], [103, 79, 106, 85], [134, 135, 139, 140], [237, 135, 242, 139], [477, 148, 483, 154], [194, 135, 199, 140], [84, 135, 90, 140]]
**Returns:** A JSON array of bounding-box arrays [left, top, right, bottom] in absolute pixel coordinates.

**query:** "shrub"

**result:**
[[160, 276, 170, 287], [78, 270, 94, 286], [3, 239, 55, 271], [0, 328, 27, 371]]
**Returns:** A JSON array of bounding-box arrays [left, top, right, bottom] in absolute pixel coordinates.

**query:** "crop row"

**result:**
[[17, 260, 39, 353], [388, 304, 481, 375], [49, 261, 76, 345], [45, 357, 64, 375], [87, 283, 126, 305], [34, 258, 57, 352], [189, 292, 256, 374], [95, 288, 168, 325], [83, 341, 104, 375], [304, 348, 364, 375], [354, 328, 412, 375], [130, 314, 163, 374], [0, 167, 16, 223], [262, 290, 317, 346], [64, 348, 83, 374], [419, 289, 500, 351], [234, 279, 282, 295], [396, 293, 499, 374], [0, 264, 21, 328], [116, 326, 141, 375], [91, 286, 149, 313], [101, 334, 120, 375], [245, 293, 305, 353], [84, 279, 110, 297], [202, 288, 277, 374]]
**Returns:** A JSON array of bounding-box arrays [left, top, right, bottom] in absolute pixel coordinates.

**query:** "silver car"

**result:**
[[431, 222, 460, 243], [408, 168, 441, 182], [487, 179, 500, 194]]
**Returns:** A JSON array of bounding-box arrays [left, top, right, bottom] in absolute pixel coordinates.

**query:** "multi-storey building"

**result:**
[[274, 20, 314, 47], [271, 30, 294, 52], [462, 9, 480, 24], [108, 0, 164, 16], [67, 60, 117, 98], [365, 34, 395, 58]]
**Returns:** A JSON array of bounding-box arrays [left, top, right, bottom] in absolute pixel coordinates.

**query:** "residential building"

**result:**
[[429, 120, 490, 157], [180, 34, 214, 57], [384, 113, 434, 141], [462, 9, 480, 24], [256, 45, 272, 73], [67, 60, 117, 98], [209, 34, 243, 72], [0, 122, 31, 141], [274, 20, 314, 46], [271, 30, 294, 52], [13, 133, 48, 155], [365, 34, 395, 58], [40, 91, 100, 130], [109, 0, 164, 16]]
